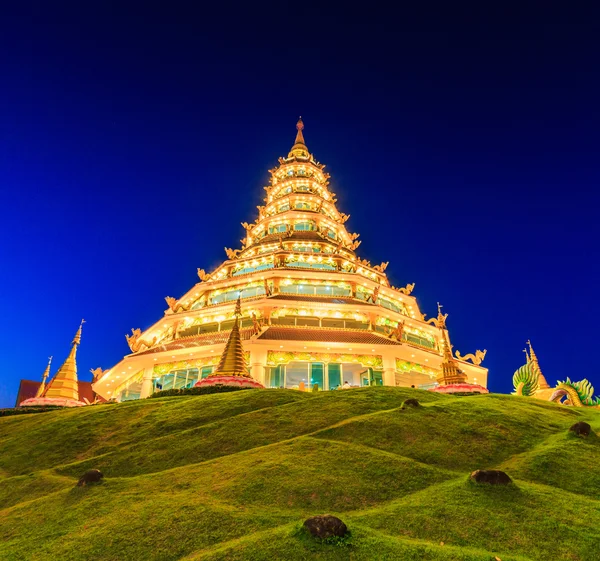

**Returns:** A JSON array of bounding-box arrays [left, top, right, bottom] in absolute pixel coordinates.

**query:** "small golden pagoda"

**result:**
[[34, 356, 53, 398], [195, 298, 264, 389], [429, 304, 488, 394], [93, 119, 488, 401], [20, 321, 87, 407]]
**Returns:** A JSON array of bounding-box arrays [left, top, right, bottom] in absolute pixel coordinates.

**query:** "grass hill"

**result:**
[[1, 387, 599, 560]]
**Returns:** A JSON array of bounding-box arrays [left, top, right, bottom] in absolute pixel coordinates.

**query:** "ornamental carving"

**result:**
[[398, 283, 415, 295], [225, 247, 241, 260], [267, 350, 383, 369], [395, 359, 440, 377], [125, 328, 158, 353], [165, 296, 178, 312], [90, 367, 105, 382], [197, 268, 210, 281], [455, 349, 487, 365], [373, 262, 389, 272]]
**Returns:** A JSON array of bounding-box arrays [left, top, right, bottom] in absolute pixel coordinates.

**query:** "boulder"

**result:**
[[569, 421, 592, 437], [303, 515, 347, 539], [469, 469, 512, 485], [401, 398, 420, 409], [77, 469, 104, 487]]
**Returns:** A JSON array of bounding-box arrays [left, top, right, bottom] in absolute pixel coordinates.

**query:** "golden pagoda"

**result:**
[[20, 321, 87, 407], [34, 356, 53, 397], [194, 298, 264, 389], [93, 119, 488, 401]]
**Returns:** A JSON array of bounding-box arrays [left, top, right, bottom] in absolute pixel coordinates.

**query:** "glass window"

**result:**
[[328, 364, 341, 390], [295, 202, 311, 210], [285, 362, 308, 389], [310, 363, 324, 390], [342, 363, 365, 387], [294, 221, 315, 231], [268, 365, 284, 388], [186, 368, 199, 387], [278, 203, 290, 212], [201, 366, 213, 379], [268, 224, 288, 235]]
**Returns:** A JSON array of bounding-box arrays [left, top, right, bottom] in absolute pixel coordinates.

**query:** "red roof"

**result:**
[[15, 380, 103, 407], [257, 326, 401, 345], [136, 327, 255, 355]]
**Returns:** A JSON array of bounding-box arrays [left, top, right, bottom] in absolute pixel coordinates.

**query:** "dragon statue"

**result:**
[[455, 349, 487, 365], [373, 261, 389, 273], [165, 296, 179, 312], [398, 282, 415, 295], [512, 341, 600, 408]]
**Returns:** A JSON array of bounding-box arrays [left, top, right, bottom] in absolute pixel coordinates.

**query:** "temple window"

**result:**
[[295, 185, 311, 192], [210, 284, 266, 305], [265, 361, 382, 390], [153, 367, 210, 393], [326, 230, 337, 240], [293, 221, 316, 231], [279, 283, 350, 297], [232, 262, 275, 276], [295, 202, 312, 210], [269, 223, 288, 235], [379, 297, 407, 315], [278, 203, 290, 212], [178, 321, 219, 338]]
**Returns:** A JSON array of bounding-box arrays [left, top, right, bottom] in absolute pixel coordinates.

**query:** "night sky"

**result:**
[[1, 18, 599, 407]]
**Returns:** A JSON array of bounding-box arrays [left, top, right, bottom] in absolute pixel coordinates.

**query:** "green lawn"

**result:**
[[1, 387, 598, 560]]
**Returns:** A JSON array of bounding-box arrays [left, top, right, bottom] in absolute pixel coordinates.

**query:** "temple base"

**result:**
[[194, 376, 264, 389], [428, 383, 489, 395], [19, 397, 87, 407]]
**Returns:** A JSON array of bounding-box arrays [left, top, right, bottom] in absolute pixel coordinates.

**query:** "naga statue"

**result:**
[[165, 296, 178, 312], [349, 240, 362, 251], [339, 212, 350, 223], [373, 261, 389, 273], [398, 283, 415, 295], [425, 313, 447, 328], [125, 328, 158, 353], [225, 247, 241, 260], [455, 349, 487, 365], [197, 268, 210, 281], [513, 342, 600, 408], [90, 367, 105, 382]]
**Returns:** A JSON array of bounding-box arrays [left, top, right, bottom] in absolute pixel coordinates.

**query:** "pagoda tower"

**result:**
[[93, 119, 488, 401], [20, 321, 87, 407]]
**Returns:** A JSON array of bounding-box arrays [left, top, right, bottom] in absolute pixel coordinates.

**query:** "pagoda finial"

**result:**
[[295, 116, 305, 145], [43, 322, 84, 401], [234, 296, 242, 318], [35, 356, 53, 398], [72, 319, 85, 346], [288, 117, 309, 158], [527, 340, 550, 389], [436, 302, 447, 329]]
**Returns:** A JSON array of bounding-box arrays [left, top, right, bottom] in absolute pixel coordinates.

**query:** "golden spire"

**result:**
[[209, 298, 251, 378], [288, 117, 309, 158], [35, 356, 53, 398], [43, 320, 84, 401], [436, 306, 467, 386], [527, 340, 550, 389]]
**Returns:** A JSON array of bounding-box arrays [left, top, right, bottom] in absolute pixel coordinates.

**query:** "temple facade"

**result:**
[[93, 119, 488, 401]]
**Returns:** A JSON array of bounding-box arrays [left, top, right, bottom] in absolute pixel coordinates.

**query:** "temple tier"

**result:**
[[93, 119, 488, 401]]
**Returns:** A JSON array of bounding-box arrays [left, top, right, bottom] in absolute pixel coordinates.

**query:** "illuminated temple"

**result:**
[[93, 119, 488, 401]]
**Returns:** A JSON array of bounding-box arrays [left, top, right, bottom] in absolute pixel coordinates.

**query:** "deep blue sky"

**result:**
[[1, 20, 599, 407]]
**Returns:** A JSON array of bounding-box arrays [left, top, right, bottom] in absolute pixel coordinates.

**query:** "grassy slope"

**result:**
[[1, 387, 599, 561]]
